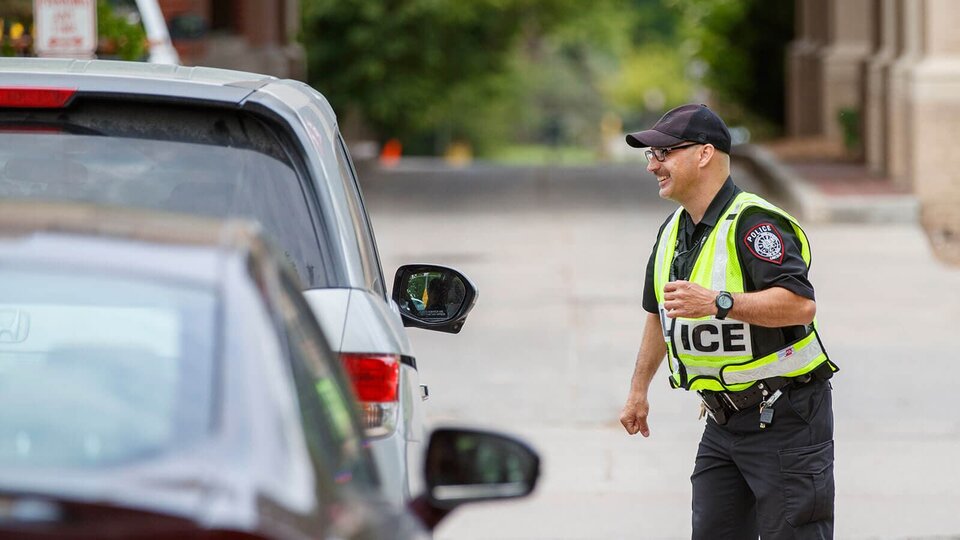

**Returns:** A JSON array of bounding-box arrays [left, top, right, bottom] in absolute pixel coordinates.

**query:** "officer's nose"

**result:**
[[646, 156, 660, 173]]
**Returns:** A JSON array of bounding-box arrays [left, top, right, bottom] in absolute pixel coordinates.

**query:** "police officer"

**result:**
[[619, 104, 838, 539]]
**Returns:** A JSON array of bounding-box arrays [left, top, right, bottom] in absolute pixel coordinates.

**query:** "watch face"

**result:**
[[718, 294, 733, 309]]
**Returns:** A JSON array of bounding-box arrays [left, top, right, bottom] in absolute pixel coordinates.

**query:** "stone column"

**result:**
[[241, 0, 275, 47], [908, 0, 960, 256], [863, 0, 897, 173], [236, 0, 290, 77], [787, 0, 825, 136], [816, 0, 874, 147], [887, 0, 922, 187]]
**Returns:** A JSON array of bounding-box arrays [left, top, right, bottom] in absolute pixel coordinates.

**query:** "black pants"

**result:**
[[691, 380, 834, 540]]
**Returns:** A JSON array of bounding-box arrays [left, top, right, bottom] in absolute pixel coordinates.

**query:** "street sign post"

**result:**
[[33, 0, 98, 59]]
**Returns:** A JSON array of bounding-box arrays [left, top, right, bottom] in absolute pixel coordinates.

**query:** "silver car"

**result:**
[[0, 202, 538, 538], [0, 57, 476, 505]]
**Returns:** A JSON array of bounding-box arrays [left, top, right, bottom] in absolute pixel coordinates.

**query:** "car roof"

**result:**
[[0, 54, 339, 138], [0, 58, 263, 108], [0, 201, 280, 286], [0, 57, 272, 95], [0, 58, 337, 123]]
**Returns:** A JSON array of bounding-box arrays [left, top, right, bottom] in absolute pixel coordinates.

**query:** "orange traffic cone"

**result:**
[[380, 138, 402, 168]]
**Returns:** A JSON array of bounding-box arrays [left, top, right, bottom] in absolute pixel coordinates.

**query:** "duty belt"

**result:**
[[698, 361, 833, 425]]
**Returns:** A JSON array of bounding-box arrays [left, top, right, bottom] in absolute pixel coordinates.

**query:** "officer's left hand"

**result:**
[[663, 280, 717, 319]]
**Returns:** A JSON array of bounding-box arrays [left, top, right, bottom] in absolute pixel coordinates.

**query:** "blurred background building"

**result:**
[[787, 0, 960, 254], [0, 0, 303, 78], [159, 0, 304, 79]]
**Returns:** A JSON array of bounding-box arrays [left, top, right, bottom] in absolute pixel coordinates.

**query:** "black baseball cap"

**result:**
[[626, 104, 732, 154]]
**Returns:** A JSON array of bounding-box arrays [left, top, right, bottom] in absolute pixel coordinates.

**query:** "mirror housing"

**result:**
[[408, 428, 540, 530], [391, 265, 477, 334]]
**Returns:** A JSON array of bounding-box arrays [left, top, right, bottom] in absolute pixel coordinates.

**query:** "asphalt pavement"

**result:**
[[362, 158, 960, 540]]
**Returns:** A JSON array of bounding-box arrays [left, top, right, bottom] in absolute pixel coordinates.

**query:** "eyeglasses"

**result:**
[[644, 143, 702, 162]]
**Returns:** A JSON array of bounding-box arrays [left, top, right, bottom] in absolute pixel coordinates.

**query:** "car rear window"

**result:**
[[0, 267, 216, 468], [0, 100, 327, 287]]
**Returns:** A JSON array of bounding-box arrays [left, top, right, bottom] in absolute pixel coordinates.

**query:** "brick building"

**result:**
[[159, 0, 305, 80]]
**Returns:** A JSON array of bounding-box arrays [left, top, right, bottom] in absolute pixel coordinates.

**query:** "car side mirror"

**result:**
[[391, 265, 477, 334], [408, 428, 540, 530]]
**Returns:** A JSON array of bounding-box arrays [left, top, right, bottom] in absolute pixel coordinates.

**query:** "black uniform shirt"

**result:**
[[641, 177, 815, 355]]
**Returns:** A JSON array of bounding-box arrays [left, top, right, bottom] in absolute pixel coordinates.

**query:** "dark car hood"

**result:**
[[0, 495, 209, 539], [0, 455, 244, 529], [0, 457, 429, 540]]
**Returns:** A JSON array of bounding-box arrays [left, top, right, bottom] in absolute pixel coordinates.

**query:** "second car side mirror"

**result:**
[[391, 264, 477, 334], [408, 428, 540, 530]]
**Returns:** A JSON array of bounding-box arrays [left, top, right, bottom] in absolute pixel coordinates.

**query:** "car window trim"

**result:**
[[335, 134, 387, 300], [241, 99, 350, 289]]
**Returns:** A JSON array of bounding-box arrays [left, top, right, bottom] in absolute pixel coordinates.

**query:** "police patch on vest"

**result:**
[[744, 222, 784, 264], [673, 320, 753, 358]]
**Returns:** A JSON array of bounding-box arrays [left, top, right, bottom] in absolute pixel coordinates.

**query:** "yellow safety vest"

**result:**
[[653, 191, 838, 392]]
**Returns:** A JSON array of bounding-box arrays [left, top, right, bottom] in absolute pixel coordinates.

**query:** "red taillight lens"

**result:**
[[341, 353, 400, 402], [0, 87, 77, 108], [341, 353, 400, 437]]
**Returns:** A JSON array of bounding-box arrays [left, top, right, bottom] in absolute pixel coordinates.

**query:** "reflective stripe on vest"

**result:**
[[653, 191, 833, 392], [654, 208, 683, 378], [720, 329, 826, 384]]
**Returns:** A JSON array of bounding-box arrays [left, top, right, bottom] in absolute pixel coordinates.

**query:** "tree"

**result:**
[[672, 0, 794, 135], [301, 0, 619, 153]]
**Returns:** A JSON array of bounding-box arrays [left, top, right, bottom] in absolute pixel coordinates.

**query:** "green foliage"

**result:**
[[629, 0, 682, 44], [591, 1, 696, 135], [423, 68, 522, 155], [672, 0, 793, 134], [302, 0, 792, 154], [602, 42, 693, 116], [301, 0, 628, 154], [837, 107, 861, 153], [504, 42, 601, 146], [97, 0, 147, 61], [303, 0, 522, 147]]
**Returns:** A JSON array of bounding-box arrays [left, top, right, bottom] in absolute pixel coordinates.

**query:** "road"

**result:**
[[362, 159, 960, 539]]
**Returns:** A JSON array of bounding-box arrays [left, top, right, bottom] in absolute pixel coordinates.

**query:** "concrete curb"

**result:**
[[731, 144, 920, 224]]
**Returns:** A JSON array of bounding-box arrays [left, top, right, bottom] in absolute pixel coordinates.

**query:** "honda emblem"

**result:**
[[0, 309, 30, 343]]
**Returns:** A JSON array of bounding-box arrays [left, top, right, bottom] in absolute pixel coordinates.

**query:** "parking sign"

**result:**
[[34, 0, 98, 58]]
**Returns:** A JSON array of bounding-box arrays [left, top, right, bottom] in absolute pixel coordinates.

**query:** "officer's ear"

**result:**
[[697, 144, 716, 168]]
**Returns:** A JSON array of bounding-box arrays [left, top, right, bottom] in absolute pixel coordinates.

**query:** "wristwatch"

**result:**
[[715, 291, 734, 320]]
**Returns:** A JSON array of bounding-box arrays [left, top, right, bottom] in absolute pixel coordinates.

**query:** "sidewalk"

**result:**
[[731, 140, 920, 224]]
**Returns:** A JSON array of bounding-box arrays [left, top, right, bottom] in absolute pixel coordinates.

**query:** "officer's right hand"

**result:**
[[620, 392, 651, 437]]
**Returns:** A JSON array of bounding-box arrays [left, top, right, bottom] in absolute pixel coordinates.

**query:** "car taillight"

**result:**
[[0, 87, 77, 108], [341, 353, 400, 437]]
